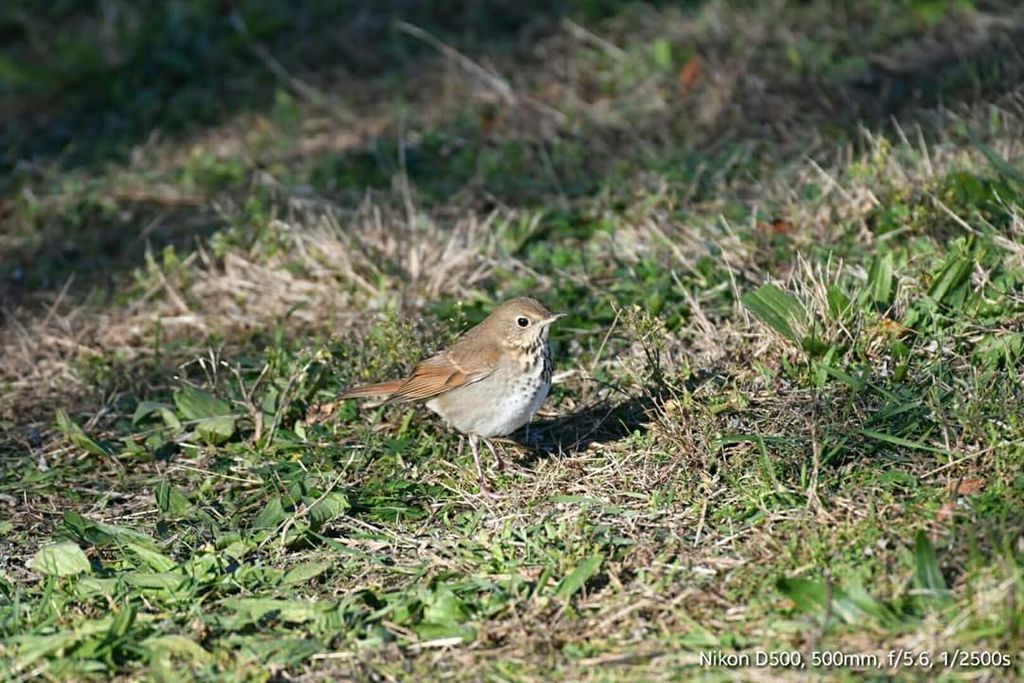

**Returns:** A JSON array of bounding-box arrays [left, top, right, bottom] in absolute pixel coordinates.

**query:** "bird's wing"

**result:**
[[338, 332, 502, 404], [382, 338, 501, 403]]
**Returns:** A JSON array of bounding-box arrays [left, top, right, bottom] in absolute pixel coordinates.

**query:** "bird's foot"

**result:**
[[476, 480, 502, 499], [483, 439, 510, 471]]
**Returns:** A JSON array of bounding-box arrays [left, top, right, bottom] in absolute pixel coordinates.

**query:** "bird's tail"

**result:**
[[305, 379, 405, 425], [338, 380, 405, 400]]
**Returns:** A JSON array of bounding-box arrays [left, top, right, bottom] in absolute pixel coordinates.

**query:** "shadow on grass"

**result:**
[[508, 369, 717, 461], [4, 1, 1024, 315], [1, 0, 581, 181], [518, 392, 663, 460], [0, 0, 583, 311]]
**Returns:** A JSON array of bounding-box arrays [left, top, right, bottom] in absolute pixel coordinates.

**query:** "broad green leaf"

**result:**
[[651, 38, 673, 70], [283, 519, 311, 547], [13, 616, 119, 666], [413, 584, 476, 643], [55, 409, 112, 456], [68, 609, 136, 660], [891, 339, 911, 382], [181, 552, 221, 584], [800, 335, 831, 358], [777, 576, 826, 612], [252, 497, 288, 530], [223, 598, 319, 623], [422, 585, 468, 625], [815, 361, 863, 389], [281, 560, 332, 586], [63, 512, 158, 548], [844, 580, 901, 626], [13, 633, 80, 668], [242, 637, 320, 666], [413, 621, 477, 642], [777, 577, 891, 626], [124, 572, 185, 591], [307, 491, 350, 529], [154, 481, 194, 517], [126, 542, 176, 572], [63, 511, 114, 546], [143, 634, 211, 664], [172, 387, 238, 444], [75, 576, 118, 597], [741, 284, 806, 344], [222, 537, 252, 560], [196, 414, 236, 445], [830, 594, 878, 625], [132, 401, 182, 430], [555, 555, 602, 600], [29, 542, 91, 576], [174, 387, 233, 421]]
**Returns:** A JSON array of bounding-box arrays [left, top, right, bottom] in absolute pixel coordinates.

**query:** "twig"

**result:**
[[693, 495, 708, 546], [590, 306, 621, 377], [168, 463, 261, 484], [230, 11, 353, 122], [231, 361, 270, 442], [395, 21, 516, 105], [807, 404, 823, 513], [562, 18, 628, 61], [922, 446, 994, 478]]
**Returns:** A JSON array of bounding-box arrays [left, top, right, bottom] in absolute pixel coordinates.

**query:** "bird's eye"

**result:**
[[516, 317, 530, 328]]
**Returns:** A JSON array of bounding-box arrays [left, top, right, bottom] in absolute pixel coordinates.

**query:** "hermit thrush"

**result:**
[[339, 297, 563, 493]]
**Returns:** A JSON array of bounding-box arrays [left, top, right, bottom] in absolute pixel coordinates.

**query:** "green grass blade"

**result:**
[[859, 429, 948, 454], [555, 555, 602, 601], [741, 284, 807, 344], [913, 531, 952, 608]]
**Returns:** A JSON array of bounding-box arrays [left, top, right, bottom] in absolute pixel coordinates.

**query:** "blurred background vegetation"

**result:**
[[4, 0, 1020, 309], [3, 0, 688, 174]]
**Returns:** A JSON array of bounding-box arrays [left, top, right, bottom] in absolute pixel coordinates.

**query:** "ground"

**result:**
[[1, 0, 1023, 680]]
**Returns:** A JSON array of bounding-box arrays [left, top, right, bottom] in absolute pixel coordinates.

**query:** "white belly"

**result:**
[[425, 350, 551, 438], [471, 372, 550, 437]]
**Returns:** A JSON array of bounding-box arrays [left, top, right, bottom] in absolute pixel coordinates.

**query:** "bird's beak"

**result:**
[[543, 313, 566, 326]]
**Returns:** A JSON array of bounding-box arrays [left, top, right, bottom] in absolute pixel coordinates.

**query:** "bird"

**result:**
[[338, 297, 564, 494]]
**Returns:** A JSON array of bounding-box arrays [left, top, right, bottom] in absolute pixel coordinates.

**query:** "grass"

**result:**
[[2, 0, 1024, 680]]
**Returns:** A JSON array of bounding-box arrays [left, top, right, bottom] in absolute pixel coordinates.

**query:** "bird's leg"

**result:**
[[483, 438, 506, 471], [469, 435, 492, 495]]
